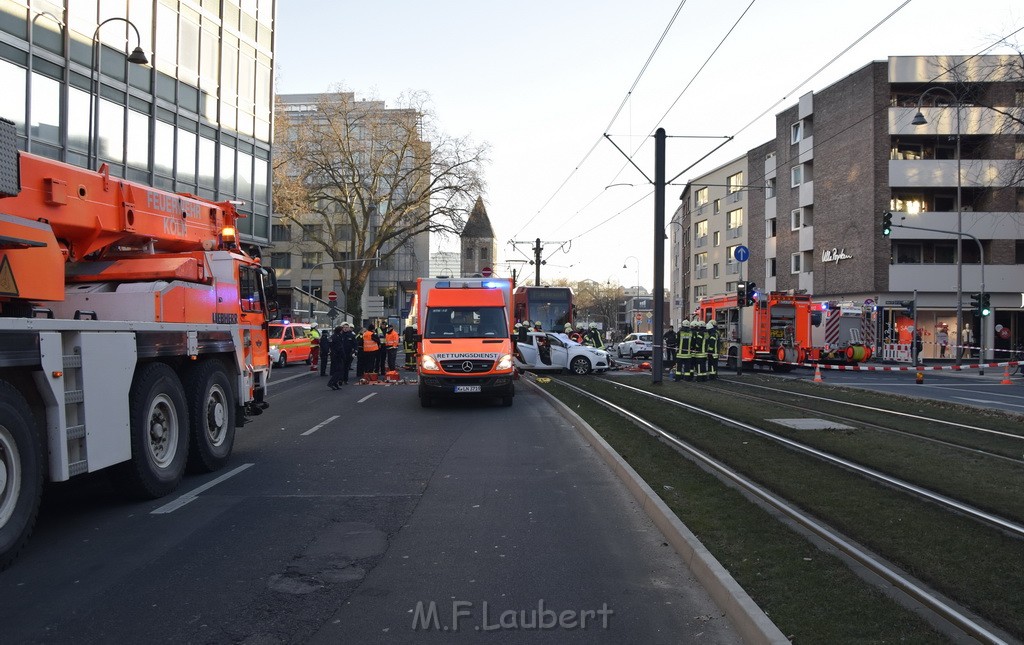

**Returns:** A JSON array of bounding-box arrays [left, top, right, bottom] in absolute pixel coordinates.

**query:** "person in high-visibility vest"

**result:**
[[674, 319, 692, 382], [691, 319, 707, 381], [588, 323, 604, 349], [360, 323, 380, 377], [704, 320, 719, 380], [384, 324, 400, 372], [308, 322, 321, 371], [403, 325, 418, 369]]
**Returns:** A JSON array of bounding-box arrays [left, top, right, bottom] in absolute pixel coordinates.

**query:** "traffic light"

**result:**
[[970, 292, 981, 316], [746, 282, 758, 307], [980, 292, 991, 317], [737, 281, 748, 308], [882, 211, 893, 236], [900, 300, 914, 317]]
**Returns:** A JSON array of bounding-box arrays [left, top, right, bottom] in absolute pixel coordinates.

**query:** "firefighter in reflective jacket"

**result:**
[[692, 319, 708, 381], [674, 319, 692, 381], [588, 323, 605, 349], [403, 325, 417, 369], [704, 320, 719, 380]]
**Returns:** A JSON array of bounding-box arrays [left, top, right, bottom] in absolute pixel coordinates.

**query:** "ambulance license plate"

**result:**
[[454, 385, 481, 393]]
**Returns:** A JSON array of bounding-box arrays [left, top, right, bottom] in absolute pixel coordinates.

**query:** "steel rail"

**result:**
[[549, 377, 1009, 644]]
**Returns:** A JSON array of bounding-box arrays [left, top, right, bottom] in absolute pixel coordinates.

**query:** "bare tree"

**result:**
[[273, 89, 488, 321]]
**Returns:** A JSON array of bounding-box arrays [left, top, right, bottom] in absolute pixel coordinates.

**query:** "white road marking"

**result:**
[[301, 415, 340, 436], [358, 392, 377, 403], [151, 463, 255, 514]]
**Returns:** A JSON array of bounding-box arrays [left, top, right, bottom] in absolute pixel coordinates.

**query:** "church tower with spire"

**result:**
[[460, 196, 498, 277]]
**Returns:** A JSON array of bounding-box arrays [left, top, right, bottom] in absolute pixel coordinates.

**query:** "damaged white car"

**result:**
[[514, 332, 611, 375]]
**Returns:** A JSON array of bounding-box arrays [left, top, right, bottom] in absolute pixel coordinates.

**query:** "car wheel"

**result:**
[[277, 352, 287, 368], [629, 348, 635, 359], [617, 347, 623, 358], [569, 356, 592, 375]]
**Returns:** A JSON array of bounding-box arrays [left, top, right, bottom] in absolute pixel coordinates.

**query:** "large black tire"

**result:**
[[184, 360, 235, 473], [500, 395, 514, 407], [569, 356, 592, 375], [277, 352, 288, 368], [112, 363, 189, 499], [0, 381, 43, 571]]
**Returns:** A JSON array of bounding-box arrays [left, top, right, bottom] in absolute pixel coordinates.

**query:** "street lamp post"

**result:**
[[623, 256, 640, 331], [88, 17, 148, 170], [911, 87, 963, 366]]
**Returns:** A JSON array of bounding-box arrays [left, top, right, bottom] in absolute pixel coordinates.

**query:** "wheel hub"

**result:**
[[0, 427, 20, 525]]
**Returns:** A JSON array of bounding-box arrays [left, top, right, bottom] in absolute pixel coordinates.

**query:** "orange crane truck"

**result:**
[[414, 278, 515, 408], [0, 119, 274, 569]]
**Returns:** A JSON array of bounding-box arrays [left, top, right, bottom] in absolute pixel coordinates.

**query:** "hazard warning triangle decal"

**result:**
[[0, 255, 19, 296]]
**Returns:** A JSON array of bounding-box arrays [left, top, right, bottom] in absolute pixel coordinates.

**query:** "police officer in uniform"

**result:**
[[704, 320, 719, 380], [673, 320, 688, 381]]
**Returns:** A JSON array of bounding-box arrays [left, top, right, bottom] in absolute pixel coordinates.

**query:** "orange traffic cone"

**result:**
[[916, 369, 924, 384], [813, 363, 823, 383], [1001, 365, 1013, 385]]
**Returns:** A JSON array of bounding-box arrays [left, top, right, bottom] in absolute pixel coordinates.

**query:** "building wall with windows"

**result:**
[[740, 55, 1024, 359], [0, 0, 274, 249], [673, 155, 749, 322]]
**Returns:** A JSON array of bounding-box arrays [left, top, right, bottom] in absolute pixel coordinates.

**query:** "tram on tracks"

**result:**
[[697, 291, 872, 370], [512, 285, 574, 331]]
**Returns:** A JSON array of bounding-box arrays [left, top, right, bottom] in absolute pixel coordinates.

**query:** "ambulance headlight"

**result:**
[[496, 354, 513, 370], [421, 355, 439, 371]]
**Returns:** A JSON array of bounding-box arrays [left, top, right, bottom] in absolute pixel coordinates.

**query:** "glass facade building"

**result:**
[[0, 0, 274, 248]]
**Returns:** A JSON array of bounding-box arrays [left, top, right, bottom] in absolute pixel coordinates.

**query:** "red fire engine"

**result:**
[[696, 291, 872, 370]]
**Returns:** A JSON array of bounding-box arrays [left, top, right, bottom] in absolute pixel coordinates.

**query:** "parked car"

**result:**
[[616, 332, 654, 359], [268, 322, 314, 367], [515, 332, 611, 375]]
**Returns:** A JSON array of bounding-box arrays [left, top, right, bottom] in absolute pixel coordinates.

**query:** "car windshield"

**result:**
[[425, 307, 509, 339], [268, 326, 286, 340]]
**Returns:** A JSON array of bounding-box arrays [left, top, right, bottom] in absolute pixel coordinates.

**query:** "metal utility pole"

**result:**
[[652, 128, 666, 384], [509, 238, 568, 286]]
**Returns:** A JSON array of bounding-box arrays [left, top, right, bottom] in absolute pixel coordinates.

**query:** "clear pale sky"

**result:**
[[274, 0, 1023, 290]]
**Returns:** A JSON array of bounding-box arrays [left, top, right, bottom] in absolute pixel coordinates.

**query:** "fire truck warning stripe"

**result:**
[[150, 463, 255, 514]]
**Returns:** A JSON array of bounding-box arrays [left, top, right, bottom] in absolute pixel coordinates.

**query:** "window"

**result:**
[[791, 121, 803, 144], [713, 231, 721, 247], [895, 243, 922, 264], [713, 263, 720, 279], [766, 218, 776, 238], [791, 209, 803, 231], [694, 252, 708, 279], [270, 252, 290, 269], [695, 220, 708, 247], [791, 253, 801, 274], [727, 172, 743, 194], [465, 247, 475, 259], [301, 252, 323, 269], [713, 198, 721, 214], [766, 257, 776, 278], [726, 208, 743, 238], [791, 165, 803, 187], [480, 247, 489, 260], [301, 224, 319, 241], [765, 177, 776, 199], [1016, 90, 1024, 108], [695, 187, 709, 207], [726, 245, 740, 274], [693, 284, 707, 301], [272, 224, 291, 242]]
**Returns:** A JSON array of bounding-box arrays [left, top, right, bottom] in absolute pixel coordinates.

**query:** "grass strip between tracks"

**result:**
[[542, 376, 1023, 642]]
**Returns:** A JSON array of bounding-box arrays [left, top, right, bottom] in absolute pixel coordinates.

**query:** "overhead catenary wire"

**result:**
[[510, 0, 689, 240]]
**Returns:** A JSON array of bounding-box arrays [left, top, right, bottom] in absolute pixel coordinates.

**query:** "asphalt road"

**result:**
[[0, 366, 740, 644]]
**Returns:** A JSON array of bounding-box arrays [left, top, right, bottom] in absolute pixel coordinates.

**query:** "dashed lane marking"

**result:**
[[358, 392, 377, 403], [151, 463, 255, 514], [301, 415, 340, 436]]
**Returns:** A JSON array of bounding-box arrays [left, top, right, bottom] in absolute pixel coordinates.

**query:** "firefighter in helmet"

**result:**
[[588, 323, 604, 349], [674, 319, 692, 382], [691, 318, 707, 381], [704, 320, 719, 380]]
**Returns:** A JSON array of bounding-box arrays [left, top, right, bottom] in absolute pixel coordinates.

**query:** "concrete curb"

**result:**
[[525, 378, 789, 645]]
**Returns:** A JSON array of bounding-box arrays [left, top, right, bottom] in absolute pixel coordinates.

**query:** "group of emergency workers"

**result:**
[[671, 318, 719, 381]]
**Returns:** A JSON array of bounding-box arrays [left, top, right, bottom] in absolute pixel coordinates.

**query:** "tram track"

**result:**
[[536, 374, 1024, 643]]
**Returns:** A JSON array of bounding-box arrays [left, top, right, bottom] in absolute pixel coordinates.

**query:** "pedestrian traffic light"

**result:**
[[736, 281, 748, 308], [970, 292, 981, 316], [900, 300, 914, 317], [745, 282, 758, 307], [980, 292, 991, 317], [882, 211, 893, 236]]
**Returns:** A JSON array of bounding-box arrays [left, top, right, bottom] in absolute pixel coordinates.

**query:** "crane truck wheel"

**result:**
[[112, 363, 189, 499], [0, 381, 43, 571], [184, 360, 236, 473]]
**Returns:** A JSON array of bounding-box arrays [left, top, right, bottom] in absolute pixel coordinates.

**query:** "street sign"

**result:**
[[635, 313, 643, 321], [481, 266, 492, 277], [734, 245, 750, 262], [327, 291, 337, 302]]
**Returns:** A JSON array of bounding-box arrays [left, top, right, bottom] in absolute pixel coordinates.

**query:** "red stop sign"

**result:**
[[481, 267, 492, 277], [327, 291, 337, 302]]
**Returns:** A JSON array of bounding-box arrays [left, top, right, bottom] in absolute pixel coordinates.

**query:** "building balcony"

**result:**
[[888, 263, 1023, 293], [799, 180, 814, 207], [764, 236, 776, 258], [799, 225, 815, 252], [798, 270, 814, 293], [798, 135, 813, 163], [888, 211, 1021, 241], [889, 106, 1023, 137], [765, 195, 776, 220], [889, 159, 1020, 188]]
